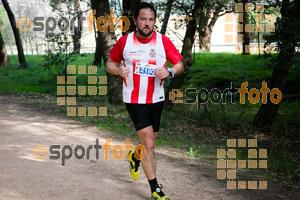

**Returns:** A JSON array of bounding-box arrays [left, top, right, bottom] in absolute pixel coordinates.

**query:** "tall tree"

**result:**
[[91, 0, 103, 66], [92, 26, 102, 66], [242, 0, 250, 54], [253, 0, 299, 127], [233, 0, 251, 54], [91, 0, 123, 104], [198, 0, 232, 51], [0, 29, 9, 66], [160, 0, 174, 35], [236, 0, 251, 54], [50, 0, 82, 53], [1, 0, 26, 67], [73, 0, 82, 53], [0, 7, 14, 55], [165, 0, 206, 109]]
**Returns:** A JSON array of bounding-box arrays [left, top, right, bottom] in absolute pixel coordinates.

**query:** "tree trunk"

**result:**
[[198, 8, 210, 51], [252, 0, 297, 127], [122, 0, 140, 36], [198, 2, 224, 52], [24, 39, 28, 55], [35, 36, 39, 54], [242, 0, 250, 54], [91, 0, 123, 104], [29, 37, 33, 55], [160, 0, 174, 35], [252, 50, 293, 127], [93, 36, 102, 66], [0, 29, 10, 66], [91, 0, 103, 66], [1, 0, 26, 67], [92, 20, 102, 66], [201, 28, 212, 51], [165, 0, 206, 110], [73, 0, 81, 53], [9, 45, 13, 55], [205, 6, 224, 51]]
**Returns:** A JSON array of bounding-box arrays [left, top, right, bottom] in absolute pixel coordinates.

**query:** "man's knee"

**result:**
[[140, 135, 155, 152], [144, 139, 155, 153], [138, 127, 155, 153]]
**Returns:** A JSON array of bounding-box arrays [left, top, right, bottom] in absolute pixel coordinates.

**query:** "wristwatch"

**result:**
[[166, 67, 175, 79]]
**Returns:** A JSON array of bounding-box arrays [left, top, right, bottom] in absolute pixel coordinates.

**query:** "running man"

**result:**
[[106, 2, 183, 199]]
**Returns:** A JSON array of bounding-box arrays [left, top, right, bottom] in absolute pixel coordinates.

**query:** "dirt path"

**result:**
[[0, 93, 296, 200]]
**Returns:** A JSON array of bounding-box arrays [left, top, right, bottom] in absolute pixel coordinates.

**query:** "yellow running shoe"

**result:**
[[151, 187, 170, 200], [128, 150, 140, 181]]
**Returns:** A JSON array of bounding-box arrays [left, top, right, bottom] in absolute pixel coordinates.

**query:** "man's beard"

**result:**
[[137, 27, 153, 37]]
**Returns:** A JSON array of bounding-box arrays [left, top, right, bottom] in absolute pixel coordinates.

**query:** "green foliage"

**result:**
[[264, 1, 300, 51], [0, 54, 97, 95], [186, 147, 199, 157], [185, 53, 275, 90], [0, 7, 14, 46], [0, 7, 5, 27], [43, 32, 78, 75]]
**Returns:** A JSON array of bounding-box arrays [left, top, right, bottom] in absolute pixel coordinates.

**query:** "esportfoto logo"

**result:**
[[16, 9, 130, 35], [169, 81, 282, 109], [57, 65, 107, 117], [217, 139, 268, 190], [34, 138, 146, 166], [225, 3, 276, 53]]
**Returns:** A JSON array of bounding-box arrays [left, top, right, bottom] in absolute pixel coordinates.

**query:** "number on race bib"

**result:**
[[135, 63, 157, 77]]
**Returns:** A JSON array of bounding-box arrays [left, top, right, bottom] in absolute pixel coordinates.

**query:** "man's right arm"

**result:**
[[106, 58, 129, 78]]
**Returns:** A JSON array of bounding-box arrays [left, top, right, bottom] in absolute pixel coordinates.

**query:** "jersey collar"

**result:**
[[134, 31, 156, 44]]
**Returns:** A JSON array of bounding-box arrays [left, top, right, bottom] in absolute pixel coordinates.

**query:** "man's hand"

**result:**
[[155, 68, 169, 79], [119, 61, 129, 78]]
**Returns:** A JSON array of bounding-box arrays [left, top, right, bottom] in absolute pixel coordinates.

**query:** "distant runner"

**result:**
[[106, 2, 184, 199]]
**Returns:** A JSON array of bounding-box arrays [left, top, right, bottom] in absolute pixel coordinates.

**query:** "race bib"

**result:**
[[134, 62, 157, 77]]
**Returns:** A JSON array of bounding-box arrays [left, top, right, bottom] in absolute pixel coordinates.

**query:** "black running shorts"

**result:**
[[125, 101, 164, 132]]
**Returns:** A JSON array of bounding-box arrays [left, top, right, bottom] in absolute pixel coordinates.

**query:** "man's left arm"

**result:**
[[170, 61, 184, 77]]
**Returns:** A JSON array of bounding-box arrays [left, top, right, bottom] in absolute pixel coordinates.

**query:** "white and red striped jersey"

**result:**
[[110, 31, 182, 104]]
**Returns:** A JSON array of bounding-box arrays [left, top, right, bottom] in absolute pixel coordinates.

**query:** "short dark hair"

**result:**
[[134, 2, 156, 20]]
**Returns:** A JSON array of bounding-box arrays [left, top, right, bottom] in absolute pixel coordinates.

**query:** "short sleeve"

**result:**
[[109, 35, 128, 63], [162, 35, 183, 64]]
